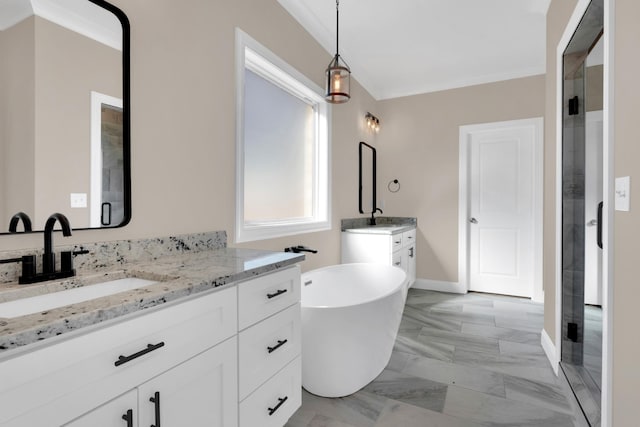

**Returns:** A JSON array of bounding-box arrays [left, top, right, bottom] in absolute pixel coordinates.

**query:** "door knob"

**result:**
[[470, 217, 478, 224], [587, 219, 598, 226]]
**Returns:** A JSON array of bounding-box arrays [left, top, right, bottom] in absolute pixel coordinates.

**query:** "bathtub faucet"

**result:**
[[284, 245, 318, 254]]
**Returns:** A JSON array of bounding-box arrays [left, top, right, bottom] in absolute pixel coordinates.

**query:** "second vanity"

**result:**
[[341, 217, 417, 287], [0, 233, 303, 427]]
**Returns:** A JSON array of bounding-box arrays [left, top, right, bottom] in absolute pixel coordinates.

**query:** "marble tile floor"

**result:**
[[285, 289, 589, 427]]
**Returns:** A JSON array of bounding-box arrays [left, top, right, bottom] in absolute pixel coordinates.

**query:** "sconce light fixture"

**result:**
[[365, 112, 380, 132], [325, 0, 350, 104]]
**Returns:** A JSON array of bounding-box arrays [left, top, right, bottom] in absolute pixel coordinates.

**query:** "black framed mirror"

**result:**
[[0, 0, 130, 234], [359, 141, 376, 215]]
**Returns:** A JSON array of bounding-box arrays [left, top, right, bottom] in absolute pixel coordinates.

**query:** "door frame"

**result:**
[[554, 0, 613, 425], [458, 117, 544, 301]]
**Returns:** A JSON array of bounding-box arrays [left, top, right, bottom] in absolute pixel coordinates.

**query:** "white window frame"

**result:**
[[235, 29, 331, 243]]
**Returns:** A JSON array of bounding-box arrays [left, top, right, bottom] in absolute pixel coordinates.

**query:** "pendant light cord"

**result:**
[[336, 0, 340, 57]]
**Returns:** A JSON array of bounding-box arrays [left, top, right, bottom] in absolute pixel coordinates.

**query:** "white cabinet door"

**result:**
[[64, 390, 138, 427], [405, 244, 416, 286], [138, 337, 238, 427]]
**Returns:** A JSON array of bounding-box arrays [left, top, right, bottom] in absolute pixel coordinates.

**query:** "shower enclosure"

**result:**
[[560, 0, 604, 425]]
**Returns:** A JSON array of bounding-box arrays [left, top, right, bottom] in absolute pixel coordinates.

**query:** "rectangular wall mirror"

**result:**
[[0, 0, 130, 234], [359, 141, 376, 215]]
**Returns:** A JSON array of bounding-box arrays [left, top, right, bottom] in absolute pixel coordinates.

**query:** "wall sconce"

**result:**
[[365, 112, 380, 133]]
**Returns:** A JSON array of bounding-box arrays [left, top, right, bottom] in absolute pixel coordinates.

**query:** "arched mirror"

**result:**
[[0, 0, 130, 234]]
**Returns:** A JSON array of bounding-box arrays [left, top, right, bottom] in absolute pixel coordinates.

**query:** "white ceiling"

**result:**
[[277, 0, 551, 100]]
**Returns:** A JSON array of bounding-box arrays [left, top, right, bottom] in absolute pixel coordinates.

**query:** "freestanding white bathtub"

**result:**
[[300, 263, 408, 397]]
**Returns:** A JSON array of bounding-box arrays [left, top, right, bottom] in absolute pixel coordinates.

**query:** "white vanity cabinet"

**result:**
[[65, 339, 237, 427], [63, 390, 138, 427], [237, 267, 302, 427], [0, 265, 302, 427], [342, 227, 416, 287]]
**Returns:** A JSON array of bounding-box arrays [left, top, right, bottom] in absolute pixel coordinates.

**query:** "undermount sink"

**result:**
[[0, 277, 157, 319]]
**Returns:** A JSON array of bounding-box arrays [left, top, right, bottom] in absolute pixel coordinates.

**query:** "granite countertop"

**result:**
[[0, 247, 304, 353], [340, 216, 417, 235], [343, 224, 416, 235]]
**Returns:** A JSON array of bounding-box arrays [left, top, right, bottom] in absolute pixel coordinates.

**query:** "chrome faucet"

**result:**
[[43, 213, 72, 275], [8, 212, 32, 233]]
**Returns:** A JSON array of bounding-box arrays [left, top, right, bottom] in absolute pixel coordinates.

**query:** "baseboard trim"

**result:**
[[412, 279, 467, 294], [541, 328, 559, 375]]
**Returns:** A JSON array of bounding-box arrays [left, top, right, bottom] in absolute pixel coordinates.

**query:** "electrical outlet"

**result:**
[[70, 193, 87, 208]]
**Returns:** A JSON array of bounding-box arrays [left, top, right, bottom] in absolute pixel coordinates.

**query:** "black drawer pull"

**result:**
[[122, 409, 133, 427], [115, 342, 165, 367], [150, 391, 161, 427], [267, 289, 287, 299], [267, 339, 288, 354], [268, 396, 288, 416]]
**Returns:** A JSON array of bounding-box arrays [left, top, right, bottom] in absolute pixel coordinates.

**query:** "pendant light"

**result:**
[[325, 0, 351, 103]]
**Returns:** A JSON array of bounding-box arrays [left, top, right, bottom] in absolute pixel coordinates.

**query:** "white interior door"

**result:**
[[585, 110, 603, 306], [468, 124, 536, 297]]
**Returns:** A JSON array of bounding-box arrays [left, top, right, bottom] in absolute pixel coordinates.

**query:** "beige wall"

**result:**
[[543, 0, 578, 343], [0, 0, 377, 274], [375, 76, 545, 283], [0, 18, 36, 230], [612, 0, 640, 422]]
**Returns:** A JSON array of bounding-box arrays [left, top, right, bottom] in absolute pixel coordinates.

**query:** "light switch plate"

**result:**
[[70, 193, 87, 208], [615, 176, 630, 211]]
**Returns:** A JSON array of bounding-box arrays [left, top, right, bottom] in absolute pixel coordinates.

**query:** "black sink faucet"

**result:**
[[8, 212, 32, 233], [369, 208, 383, 226], [43, 213, 72, 274], [284, 245, 318, 254]]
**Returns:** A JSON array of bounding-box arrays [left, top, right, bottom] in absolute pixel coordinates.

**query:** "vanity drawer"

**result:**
[[392, 250, 403, 268], [238, 303, 300, 400], [0, 286, 237, 425], [238, 266, 300, 330], [391, 234, 403, 250], [239, 356, 301, 427], [402, 228, 416, 247]]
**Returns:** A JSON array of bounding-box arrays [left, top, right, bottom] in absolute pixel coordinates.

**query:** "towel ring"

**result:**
[[388, 179, 400, 193]]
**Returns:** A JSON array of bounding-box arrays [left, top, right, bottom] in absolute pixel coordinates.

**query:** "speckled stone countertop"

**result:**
[[341, 216, 417, 234], [0, 235, 303, 352]]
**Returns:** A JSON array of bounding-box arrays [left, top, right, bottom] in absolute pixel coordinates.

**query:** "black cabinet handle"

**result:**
[[409, 247, 414, 258], [267, 289, 287, 299], [267, 339, 288, 354], [122, 409, 133, 427], [267, 396, 288, 416], [597, 201, 603, 249], [115, 342, 165, 367], [150, 391, 161, 427]]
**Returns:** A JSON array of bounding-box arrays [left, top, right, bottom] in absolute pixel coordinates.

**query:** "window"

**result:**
[[235, 30, 330, 243]]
